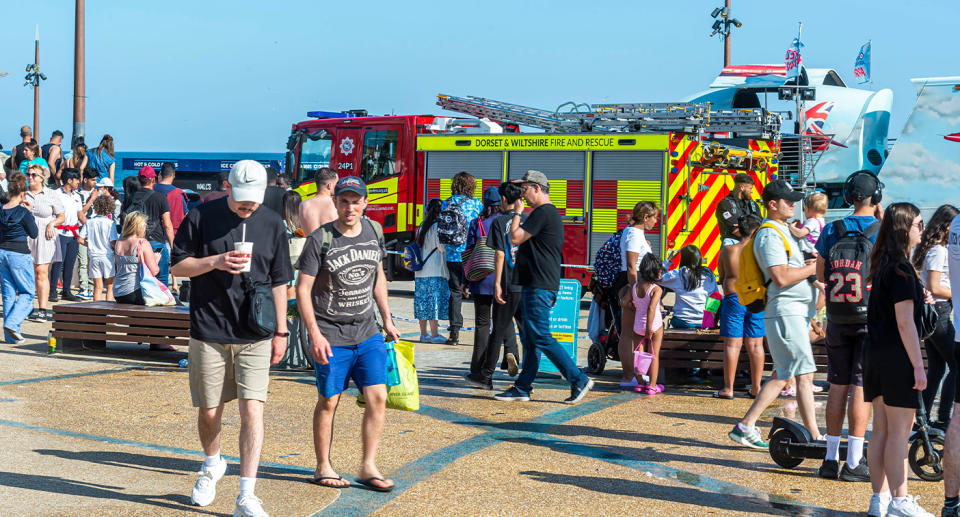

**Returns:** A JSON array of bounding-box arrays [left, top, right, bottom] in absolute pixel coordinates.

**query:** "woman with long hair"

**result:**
[[66, 142, 88, 172], [464, 187, 504, 389], [864, 202, 934, 516], [0, 172, 38, 342], [442, 171, 484, 345], [113, 212, 160, 308], [616, 201, 660, 389], [659, 244, 719, 329], [282, 190, 305, 300], [24, 164, 64, 322], [414, 198, 448, 344], [88, 134, 116, 183], [912, 204, 959, 429]]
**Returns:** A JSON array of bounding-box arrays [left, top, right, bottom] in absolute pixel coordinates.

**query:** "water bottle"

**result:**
[[385, 341, 401, 387], [178, 358, 189, 368], [47, 331, 56, 354]]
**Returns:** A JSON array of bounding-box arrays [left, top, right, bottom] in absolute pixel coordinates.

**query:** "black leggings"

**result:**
[[922, 300, 957, 423], [471, 290, 522, 383]]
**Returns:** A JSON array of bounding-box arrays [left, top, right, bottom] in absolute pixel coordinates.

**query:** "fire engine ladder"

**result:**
[[436, 94, 782, 139]]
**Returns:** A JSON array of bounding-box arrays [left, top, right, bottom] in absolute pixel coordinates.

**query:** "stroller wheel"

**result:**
[[909, 432, 944, 481], [587, 342, 606, 375]]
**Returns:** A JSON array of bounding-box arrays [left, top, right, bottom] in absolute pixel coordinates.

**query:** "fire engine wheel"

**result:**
[[586, 342, 606, 375]]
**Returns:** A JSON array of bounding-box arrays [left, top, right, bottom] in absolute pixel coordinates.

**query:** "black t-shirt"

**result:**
[[867, 257, 924, 350], [172, 198, 292, 344], [716, 194, 761, 241], [262, 186, 286, 215], [488, 212, 526, 293], [12, 143, 27, 169], [517, 204, 563, 291], [123, 190, 170, 243]]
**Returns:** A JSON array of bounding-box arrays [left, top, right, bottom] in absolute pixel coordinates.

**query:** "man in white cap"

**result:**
[[171, 160, 292, 517]]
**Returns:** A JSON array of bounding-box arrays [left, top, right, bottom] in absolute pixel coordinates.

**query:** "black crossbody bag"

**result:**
[[231, 228, 276, 339]]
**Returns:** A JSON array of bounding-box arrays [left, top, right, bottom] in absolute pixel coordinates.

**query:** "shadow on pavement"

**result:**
[[518, 470, 792, 515]]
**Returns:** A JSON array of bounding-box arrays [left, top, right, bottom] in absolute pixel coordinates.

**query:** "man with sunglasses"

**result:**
[[494, 170, 594, 404]]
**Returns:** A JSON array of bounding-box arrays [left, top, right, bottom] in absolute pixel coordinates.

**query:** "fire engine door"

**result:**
[[330, 128, 363, 176], [507, 151, 588, 273], [589, 151, 666, 261]]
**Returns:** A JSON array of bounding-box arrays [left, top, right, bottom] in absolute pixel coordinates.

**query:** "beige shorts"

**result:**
[[189, 338, 271, 408]]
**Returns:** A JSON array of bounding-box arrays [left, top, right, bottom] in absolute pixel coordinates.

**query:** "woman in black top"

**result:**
[[0, 172, 39, 342], [863, 202, 933, 516]]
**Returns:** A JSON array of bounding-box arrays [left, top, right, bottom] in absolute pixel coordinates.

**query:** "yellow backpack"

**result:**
[[735, 222, 791, 313]]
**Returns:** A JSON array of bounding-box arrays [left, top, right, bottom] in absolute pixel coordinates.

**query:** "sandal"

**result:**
[[780, 386, 796, 397], [645, 384, 665, 395], [356, 476, 394, 492], [712, 390, 734, 400], [310, 475, 349, 488]]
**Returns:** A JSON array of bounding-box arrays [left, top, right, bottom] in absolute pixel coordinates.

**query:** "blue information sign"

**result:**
[[539, 279, 581, 373]]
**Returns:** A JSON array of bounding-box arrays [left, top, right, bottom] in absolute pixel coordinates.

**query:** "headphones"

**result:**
[[843, 170, 883, 206]]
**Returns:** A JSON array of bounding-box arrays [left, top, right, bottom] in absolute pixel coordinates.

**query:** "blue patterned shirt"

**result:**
[[441, 194, 483, 262]]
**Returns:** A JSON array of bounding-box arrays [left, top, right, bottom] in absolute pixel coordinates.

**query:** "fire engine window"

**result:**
[[298, 131, 332, 184], [362, 130, 398, 182]]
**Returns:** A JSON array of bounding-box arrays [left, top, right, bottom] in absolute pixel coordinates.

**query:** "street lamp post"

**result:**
[[709, 1, 743, 67], [73, 0, 85, 148], [24, 26, 47, 138]]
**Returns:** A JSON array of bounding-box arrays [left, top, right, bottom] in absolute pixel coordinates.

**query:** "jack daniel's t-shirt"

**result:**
[[297, 220, 385, 346]]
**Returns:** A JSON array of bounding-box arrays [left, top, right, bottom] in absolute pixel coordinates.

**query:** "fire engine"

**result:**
[[285, 96, 782, 286]]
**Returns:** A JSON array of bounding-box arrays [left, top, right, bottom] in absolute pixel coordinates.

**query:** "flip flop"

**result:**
[[356, 476, 394, 492], [310, 475, 349, 488], [712, 390, 734, 400]]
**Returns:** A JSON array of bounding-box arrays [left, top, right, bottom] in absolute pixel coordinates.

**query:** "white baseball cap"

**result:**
[[95, 177, 113, 188], [228, 160, 267, 204]]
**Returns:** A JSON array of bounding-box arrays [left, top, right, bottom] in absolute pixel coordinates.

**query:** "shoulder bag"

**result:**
[[231, 227, 276, 339]]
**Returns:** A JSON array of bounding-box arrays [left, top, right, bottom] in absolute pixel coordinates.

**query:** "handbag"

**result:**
[[137, 242, 175, 307], [240, 272, 276, 339], [231, 227, 276, 339], [918, 302, 939, 341], [461, 219, 495, 281]]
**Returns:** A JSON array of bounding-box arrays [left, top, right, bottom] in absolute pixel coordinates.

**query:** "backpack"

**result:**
[[823, 219, 880, 324], [437, 197, 469, 245], [735, 222, 791, 313], [592, 230, 624, 289], [402, 241, 437, 272]]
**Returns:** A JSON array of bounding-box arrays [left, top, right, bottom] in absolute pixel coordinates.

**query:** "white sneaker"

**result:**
[[233, 493, 269, 517], [430, 335, 447, 344], [888, 496, 934, 517], [868, 494, 890, 517], [190, 460, 227, 506]]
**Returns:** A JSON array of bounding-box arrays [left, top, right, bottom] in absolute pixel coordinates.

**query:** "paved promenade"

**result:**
[[0, 283, 944, 516]]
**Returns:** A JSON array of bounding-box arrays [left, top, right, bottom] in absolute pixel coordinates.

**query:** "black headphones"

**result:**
[[843, 170, 883, 206]]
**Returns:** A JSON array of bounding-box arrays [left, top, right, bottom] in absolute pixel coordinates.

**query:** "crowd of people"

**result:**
[[2, 125, 958, 516]]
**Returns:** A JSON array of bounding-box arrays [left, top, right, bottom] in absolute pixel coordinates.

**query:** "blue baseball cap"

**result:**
[[334, 176, 367, 197]]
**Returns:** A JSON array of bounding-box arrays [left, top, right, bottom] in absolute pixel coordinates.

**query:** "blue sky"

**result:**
[[0, 1, 954, 153]]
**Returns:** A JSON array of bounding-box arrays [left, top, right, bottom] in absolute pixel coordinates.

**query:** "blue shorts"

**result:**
[[313, 333, 387, 398], [719, 293, 765, 338]]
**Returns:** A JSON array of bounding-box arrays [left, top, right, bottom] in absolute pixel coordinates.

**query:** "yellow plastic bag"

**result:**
[[357, 340, 419, 411]]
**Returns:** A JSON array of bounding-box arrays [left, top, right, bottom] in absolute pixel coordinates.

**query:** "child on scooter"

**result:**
[[631, 253, 666, 395]]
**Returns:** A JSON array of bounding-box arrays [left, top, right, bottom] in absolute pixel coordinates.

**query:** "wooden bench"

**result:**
[[660, 329, 829, 374], [52, 301, 190, 351], [660, 329, 927, 377]]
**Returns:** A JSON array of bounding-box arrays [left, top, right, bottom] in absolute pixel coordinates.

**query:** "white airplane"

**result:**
[[683, 64, 893, 182]]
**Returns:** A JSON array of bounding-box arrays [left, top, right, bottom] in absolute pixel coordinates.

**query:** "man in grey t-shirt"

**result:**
[[296, 176, 399, 492], [728, 180, 821, 449]]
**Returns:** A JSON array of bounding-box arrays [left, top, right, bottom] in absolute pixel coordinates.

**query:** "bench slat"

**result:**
[[52, 313, 191, 329], [53, 302, 189, 320], [52, 330, 186, 346], [53, 322, 191, 338]]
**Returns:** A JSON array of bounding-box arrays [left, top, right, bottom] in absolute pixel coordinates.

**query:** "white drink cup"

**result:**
[[234, 242, 253, 273]]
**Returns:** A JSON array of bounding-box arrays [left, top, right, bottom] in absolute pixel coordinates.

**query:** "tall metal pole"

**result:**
[[33, 26, 40, 138], [723, 0, 732, 67], [73, 0, 85, 147]]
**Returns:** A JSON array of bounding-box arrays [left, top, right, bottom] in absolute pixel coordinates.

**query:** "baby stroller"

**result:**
[[586, 279, 622, 374]]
